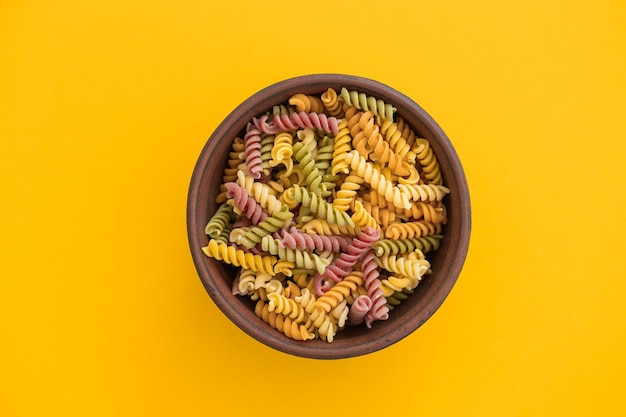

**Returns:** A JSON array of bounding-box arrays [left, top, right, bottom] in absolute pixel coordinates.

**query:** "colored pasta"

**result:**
[[201, 86, 449, 342]]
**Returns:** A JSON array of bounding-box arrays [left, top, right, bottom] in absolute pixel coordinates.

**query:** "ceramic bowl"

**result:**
[[187, 74, 471, 359]]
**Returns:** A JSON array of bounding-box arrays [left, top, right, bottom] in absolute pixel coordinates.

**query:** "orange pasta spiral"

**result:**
[[255, 300, 315, 341]]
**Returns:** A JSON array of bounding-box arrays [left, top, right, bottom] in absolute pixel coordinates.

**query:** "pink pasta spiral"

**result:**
[[243, 122, 263, 179], [347, 295, 372, 326], [224, 182, 268, 225], [362, 249, 389, 328], [313, 226, 381, 296], [276, 226, 348, 252], [253, 112, 340, 135]]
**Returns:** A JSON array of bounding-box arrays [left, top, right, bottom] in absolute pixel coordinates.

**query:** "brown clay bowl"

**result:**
[[187, 74, 471, 359]]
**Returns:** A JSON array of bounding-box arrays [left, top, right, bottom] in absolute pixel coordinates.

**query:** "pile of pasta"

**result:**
[[202, 87, 449, 343]]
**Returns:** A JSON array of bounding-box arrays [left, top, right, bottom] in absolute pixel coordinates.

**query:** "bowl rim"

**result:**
[[187, 73, 471, 359]]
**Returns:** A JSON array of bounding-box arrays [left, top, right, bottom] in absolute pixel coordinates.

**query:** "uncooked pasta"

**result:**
[[201, 87, 449, 342]]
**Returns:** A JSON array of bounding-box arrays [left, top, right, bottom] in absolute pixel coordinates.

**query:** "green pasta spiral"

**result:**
[[204, 203, 234, 239], [372, 235, 443, 257], [283, 185, 355, 227], [237, 204, 294, 249]]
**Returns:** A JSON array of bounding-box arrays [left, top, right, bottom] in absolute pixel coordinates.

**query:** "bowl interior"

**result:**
[[187, 74, 471, 359]]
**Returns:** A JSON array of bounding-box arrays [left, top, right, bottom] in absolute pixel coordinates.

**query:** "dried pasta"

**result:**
[[201, 86, 449, 342]]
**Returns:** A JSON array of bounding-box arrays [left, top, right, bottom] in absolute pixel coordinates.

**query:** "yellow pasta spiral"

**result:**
[[254, 300, 315, 341], [236, 170, 283, 215], [396, 116, 417, 148], [332, 174, 364, 212], [351, 111, 411, 177], [300, 218, 361, 236], [343, 150, 412, 209], [267, 292, 308, 323], [202, 239, 277, 275], [380, 274, 419, 293], [351, 200, 380, 230], [399, 201, 447, 224], [269, 131, 294, 175], [397, 183, 450, 202], [314, 271, 364, 314], [373, 253, 430, 280], [357, 199, 397, 230], [414, 138, 443, 185], [320, 87, 347, 117], [385, 221, 442, 239], [309, 308, 337, 343], [294, 287, 317, 314], [377, 117, 416, 161], [288, 93, 325, 114], [331, 119, 352, 175]]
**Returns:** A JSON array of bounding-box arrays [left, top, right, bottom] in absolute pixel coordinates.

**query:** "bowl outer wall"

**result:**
[[187, 74, 471, 359]]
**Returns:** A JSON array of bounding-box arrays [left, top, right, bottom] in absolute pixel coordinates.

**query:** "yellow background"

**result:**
[[2, 1, 625, 416]]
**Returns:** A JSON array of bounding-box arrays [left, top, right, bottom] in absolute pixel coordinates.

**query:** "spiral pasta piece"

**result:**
[[332, 174, 364, 212], [380, 274, 419, 294], [204, 203, 234, 239], [331, 119, 352, 175], [396, 116, 417, 148], [339, 87, 396, 121], [372, 235, 443, 257], [362, 249, 389, 328], [343, 150, 411, 209], [396, 200, 447, 224], [283, 185, 354, 227], [243, 122, 264, 180], [397, 183, 450, 202], [254, 300, 315, 341], [276, 226, 347, 252], [320, 87, 346, 117], [289, 93, 326, 114], [216, 137, 246, 203], [414, 138, 443, 185], [224, 182, 268, 225], [357, 199, 397, 230], [294, 287, 317, 315], [292, 141, 326, 197], [267, 292, 308, 323], [202, 239, 277, 275], [300, 218, 361, 236], [314, 136, 335, 175], [237, 204, 294, 249], [347, 295, 372, 326], [377, 117, 415, 161], [314, 271, 364, 314], [269, 131, 294, 175], [259, 134, 275, 176], [313, 226, 380, 296], [385, 289, 413, 310], [351, 200, 380, 230], [385, 220, 442, 240], [373, 252, 430, 280], [234, 269, 257, 295], [309, 308, 337, 343], [236, 170, 283, 215], [253, 112, 340, 135], [270, 104, 295, 116], [260, 235, 330, 274]]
